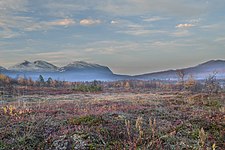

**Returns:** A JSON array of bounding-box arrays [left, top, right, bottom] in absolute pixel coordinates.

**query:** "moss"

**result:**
[[0, 141, 7, 150], [205, 123, 223, 140], [205, 100, 222, 109], [105, 141, 124, 150], [189, 118, 224, 146], [98, 127, 109, 136], [69, 115, 104, 126], [190, 128, 199, 140], [161, 136, 178, 146], [88, 143, 98, 150]]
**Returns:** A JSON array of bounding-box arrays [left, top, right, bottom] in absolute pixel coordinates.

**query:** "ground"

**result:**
[[0, 91, 224, 150]]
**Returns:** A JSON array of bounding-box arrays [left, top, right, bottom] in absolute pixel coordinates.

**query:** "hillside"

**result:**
[[134, 60, 225, 80]]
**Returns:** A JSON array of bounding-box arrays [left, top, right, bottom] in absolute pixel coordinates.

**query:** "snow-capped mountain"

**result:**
[[9, 60, 58, 72], [1, 59, 225, 81], [59, 61, 113, 74], [57, 61, 115, 81], [4, 60, 117, 81], [0, 66, 7, 72]]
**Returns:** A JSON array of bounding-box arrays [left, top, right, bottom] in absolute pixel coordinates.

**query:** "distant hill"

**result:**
[[0, 60, 225, 81], [134, 60, 225, 80]]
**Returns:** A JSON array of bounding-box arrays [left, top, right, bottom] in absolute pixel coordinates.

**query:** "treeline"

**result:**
[[0, 73, 224, 98], [0, 74, 79, 88], [104, 74, 223, 94], [0, 74, 103, 97]]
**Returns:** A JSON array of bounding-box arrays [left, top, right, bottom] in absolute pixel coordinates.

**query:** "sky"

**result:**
[[0, 0, 225, 75]]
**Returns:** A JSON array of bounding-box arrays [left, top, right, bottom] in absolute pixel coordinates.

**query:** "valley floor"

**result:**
[[0, 91, 224, 149]]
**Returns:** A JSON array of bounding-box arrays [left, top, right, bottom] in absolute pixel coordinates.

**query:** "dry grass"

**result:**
[[0, 92, 224, 149]]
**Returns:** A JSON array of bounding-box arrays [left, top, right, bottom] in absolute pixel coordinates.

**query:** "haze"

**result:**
[[0, 0, 225, 75]]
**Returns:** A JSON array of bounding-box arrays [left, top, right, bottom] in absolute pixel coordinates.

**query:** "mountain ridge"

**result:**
[[1, 59, 225, 81], [135, 60, 225, 80]]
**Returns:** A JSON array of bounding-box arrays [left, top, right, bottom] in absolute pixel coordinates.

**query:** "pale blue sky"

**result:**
[[0, 0, 225, 74]]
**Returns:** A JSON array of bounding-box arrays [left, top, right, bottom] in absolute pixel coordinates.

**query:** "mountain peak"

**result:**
[[33, 60, 58, 70], [9, 60, 58, 72], [21, 60, 31, 66], [67, 61, 101, 68], [0, 66, 6, 71], [59, 61, 113, 74]]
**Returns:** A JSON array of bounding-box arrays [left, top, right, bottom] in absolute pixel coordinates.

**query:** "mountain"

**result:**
[[186, 60, 225, 73], [4, 60, 120, 81], [0, 66, 7, 72], [59, 61, 113, 74], [1, 59, 225, 81], [58, 61, 117, 81], [9, 60, 58, 72], [134, 60, 225, 80]]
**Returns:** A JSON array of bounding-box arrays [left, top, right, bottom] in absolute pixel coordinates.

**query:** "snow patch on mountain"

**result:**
[[9, 60, 58, 72], [0, 66, 6, 71], [59, 61, 113, 73]]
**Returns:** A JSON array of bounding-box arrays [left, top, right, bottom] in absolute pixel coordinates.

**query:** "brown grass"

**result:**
[[0, 92, 224, 149]]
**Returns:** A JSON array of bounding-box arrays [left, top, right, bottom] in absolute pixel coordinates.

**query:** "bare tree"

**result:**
[[176, 69, 185, 82], [176, 69, 185, 90], [204, 73, 221, 94]]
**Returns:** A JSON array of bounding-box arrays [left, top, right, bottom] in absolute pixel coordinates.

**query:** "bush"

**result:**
[[68, 115, 104, 126], [72, 84, 102, 92], [204, 74, 221, 94]]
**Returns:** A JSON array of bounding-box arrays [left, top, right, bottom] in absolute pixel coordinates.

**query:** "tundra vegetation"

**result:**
[[0, 74, 224, 149]]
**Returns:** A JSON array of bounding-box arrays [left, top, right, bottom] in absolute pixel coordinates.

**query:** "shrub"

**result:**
[[72, 84, 102, 92]]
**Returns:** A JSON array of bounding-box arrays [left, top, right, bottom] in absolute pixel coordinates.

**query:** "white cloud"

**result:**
[[118, 29, 166, 36], [110, 20, 119, 24], [80, 19, 101, 26], [25, 18, 75, 31], [143, 16, 168, 22], [0, 1, 79, 37], [176, 23, 195, 28], [110, 19, 166, 36], [49, 19, 75, 26]]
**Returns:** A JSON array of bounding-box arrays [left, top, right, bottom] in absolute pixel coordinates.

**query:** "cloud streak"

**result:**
[[176, 23, 195, 28], [80, 19, 101, 26], [143, 16, 168, 22], [49, 19, 75, 26], [24, 18, 76, 31], [95, 0, 207, 16], [110, 19, 167, 36]]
